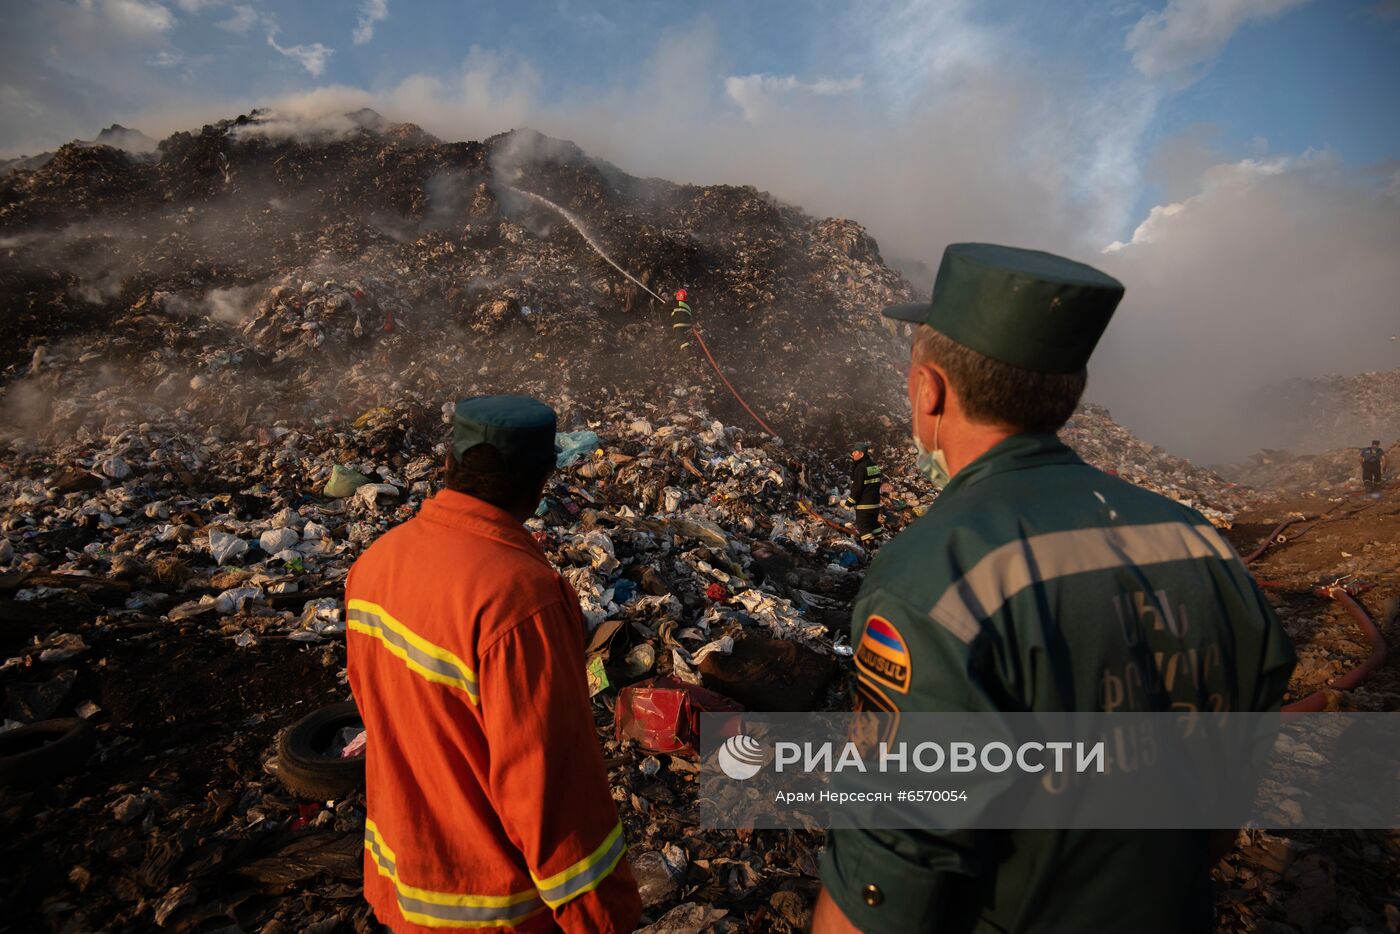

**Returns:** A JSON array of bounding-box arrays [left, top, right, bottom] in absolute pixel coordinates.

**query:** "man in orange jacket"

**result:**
[[346, 394, 642, 933]]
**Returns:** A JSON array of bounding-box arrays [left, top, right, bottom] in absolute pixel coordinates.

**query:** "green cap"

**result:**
[[883, 243, 1124, 373], [451, 395, 557, 476], [852, 442, 871, 453]]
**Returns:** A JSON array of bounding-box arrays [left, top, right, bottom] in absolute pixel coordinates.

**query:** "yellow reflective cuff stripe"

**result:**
[[365, 820, 545, 928], [347, 599, 479, 703], [531, 821, 627, 908]]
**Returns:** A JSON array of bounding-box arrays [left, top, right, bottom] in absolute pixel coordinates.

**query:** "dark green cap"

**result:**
[[884, 243, 1124, 373], [451, 395, 557, 476], [852, 442, 871, 453]]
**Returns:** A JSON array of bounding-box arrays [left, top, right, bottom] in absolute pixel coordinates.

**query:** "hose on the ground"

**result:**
[[1281, 584, 1389, 712], [690, 327, 780, 438]]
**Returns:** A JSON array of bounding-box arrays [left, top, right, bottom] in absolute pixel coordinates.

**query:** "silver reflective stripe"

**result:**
[[366, 828, 398, 876], [928, 521, 1235, 645], [394, 891, 543, 926], [535, 827, 627, 906], [346, 607, 478, 699], [365, 824, 544, 925]]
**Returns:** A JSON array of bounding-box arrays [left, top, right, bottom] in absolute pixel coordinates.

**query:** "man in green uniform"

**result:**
[[813, 243, 1296, 934], [842, 443, 885, 545]]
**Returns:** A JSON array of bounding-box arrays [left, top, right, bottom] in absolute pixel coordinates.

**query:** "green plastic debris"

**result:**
[[586, 655, 611, 697], [324, 465, 372, 498]]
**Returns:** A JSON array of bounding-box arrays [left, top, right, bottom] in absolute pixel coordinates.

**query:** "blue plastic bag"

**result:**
[[555, 430, 601, 467]]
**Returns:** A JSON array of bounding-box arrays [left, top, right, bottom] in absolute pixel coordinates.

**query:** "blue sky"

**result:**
[[2, 0, 1398, 457]]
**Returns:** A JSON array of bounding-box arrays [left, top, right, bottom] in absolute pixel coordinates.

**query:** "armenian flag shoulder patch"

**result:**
[[855, 614, 911, 694]]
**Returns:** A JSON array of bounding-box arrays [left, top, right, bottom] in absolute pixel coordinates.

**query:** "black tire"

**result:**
[[0, 718, 96, 787], [275, 700, 365, 800]]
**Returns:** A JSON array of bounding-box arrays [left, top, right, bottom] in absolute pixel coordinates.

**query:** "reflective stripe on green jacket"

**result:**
[[821, 433, 1295, 934]]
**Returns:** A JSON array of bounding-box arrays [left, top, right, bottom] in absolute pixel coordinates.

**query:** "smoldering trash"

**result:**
[[1, 110, 1395, 933]]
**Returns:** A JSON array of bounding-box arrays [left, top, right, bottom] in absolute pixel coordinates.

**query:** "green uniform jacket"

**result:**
[[821, 434, 1296, 934]]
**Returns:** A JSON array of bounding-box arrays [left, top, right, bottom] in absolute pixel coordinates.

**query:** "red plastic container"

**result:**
[[614, 677, 743, 755]]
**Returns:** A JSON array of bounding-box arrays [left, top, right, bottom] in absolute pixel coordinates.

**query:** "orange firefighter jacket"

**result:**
[[346, 489, 641, 933]]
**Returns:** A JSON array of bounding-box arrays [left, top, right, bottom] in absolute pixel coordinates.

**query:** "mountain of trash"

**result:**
[[0, 123, 158, 175], [1244, 367, 1400, 457], [0, 108, 1243, 514], [0, 110, 1262, 931]]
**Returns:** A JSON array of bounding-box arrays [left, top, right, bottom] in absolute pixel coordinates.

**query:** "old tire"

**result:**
[[0, 718, 96, 787], [275, 700, 365, 801]]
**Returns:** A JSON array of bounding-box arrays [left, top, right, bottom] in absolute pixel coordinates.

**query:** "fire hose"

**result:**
[[505, 185, 783, 439], [1242, 494, 1386, 564], [1280, 581, 1389, 712], [798, 498, 856, 535], [690, 327, 780, 438]]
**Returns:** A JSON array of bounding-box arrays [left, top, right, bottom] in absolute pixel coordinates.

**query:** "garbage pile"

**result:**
[[0, 109, 1298, 931], [0, 123, 157, 175], [1245, 367, 1400, 456], [0, 380, 916, 930], [1060, 403, 1249, 526], [1226, 443, 1397, 497]]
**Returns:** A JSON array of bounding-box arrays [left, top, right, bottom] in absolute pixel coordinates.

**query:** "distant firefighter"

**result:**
[[670, 288, 695, 352], [842, 442, 884, 545], [1361, 439, 1388, 493]]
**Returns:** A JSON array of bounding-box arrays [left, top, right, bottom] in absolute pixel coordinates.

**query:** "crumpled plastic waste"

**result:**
[[555, 431, 602, 467], [207, 530, 249, 566], [615, 676, 743, 756], [324, 465, 372, 498]]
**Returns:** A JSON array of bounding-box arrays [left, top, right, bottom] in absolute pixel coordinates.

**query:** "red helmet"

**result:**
[[675, 288, 688, 301]]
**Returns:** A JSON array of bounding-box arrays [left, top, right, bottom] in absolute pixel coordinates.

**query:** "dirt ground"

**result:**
[[1214, 489, 1400, 934], [0, 621, 360, 932]]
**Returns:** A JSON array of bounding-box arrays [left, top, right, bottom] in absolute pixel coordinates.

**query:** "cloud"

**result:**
[[1103, 156, 1287, 251], [353, 0, 389, 45], [1126, 0, 1311, 82], [173, 0, 227, 11], [1092, 150, 1400, 459], [216, 4, 260, 32], [267, 33, 334, 77], [101, 0, 176, 36], [723, 74, 864, 123], [145, 49, 186, 68]]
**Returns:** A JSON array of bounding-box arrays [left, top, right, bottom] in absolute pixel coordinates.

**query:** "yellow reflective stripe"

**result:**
[[347, 599, 479, 703], [530, 821, 627, 908], [365, 820, 545, 928]]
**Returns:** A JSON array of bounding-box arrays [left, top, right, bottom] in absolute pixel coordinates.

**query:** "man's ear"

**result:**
[[912, 362, 947, 418]]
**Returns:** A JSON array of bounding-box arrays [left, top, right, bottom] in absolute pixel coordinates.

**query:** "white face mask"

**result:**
[[913, 412, 952, 490]]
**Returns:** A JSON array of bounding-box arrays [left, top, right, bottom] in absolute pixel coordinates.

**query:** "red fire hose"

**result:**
[[690, 327, 780, 438], [1281, 583, 1389, 712], [1245, 496, 1392, 710], [1242, 515, 1317, 564], [798, 499, 855, 535], [1241, 491, 1392, 565]]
